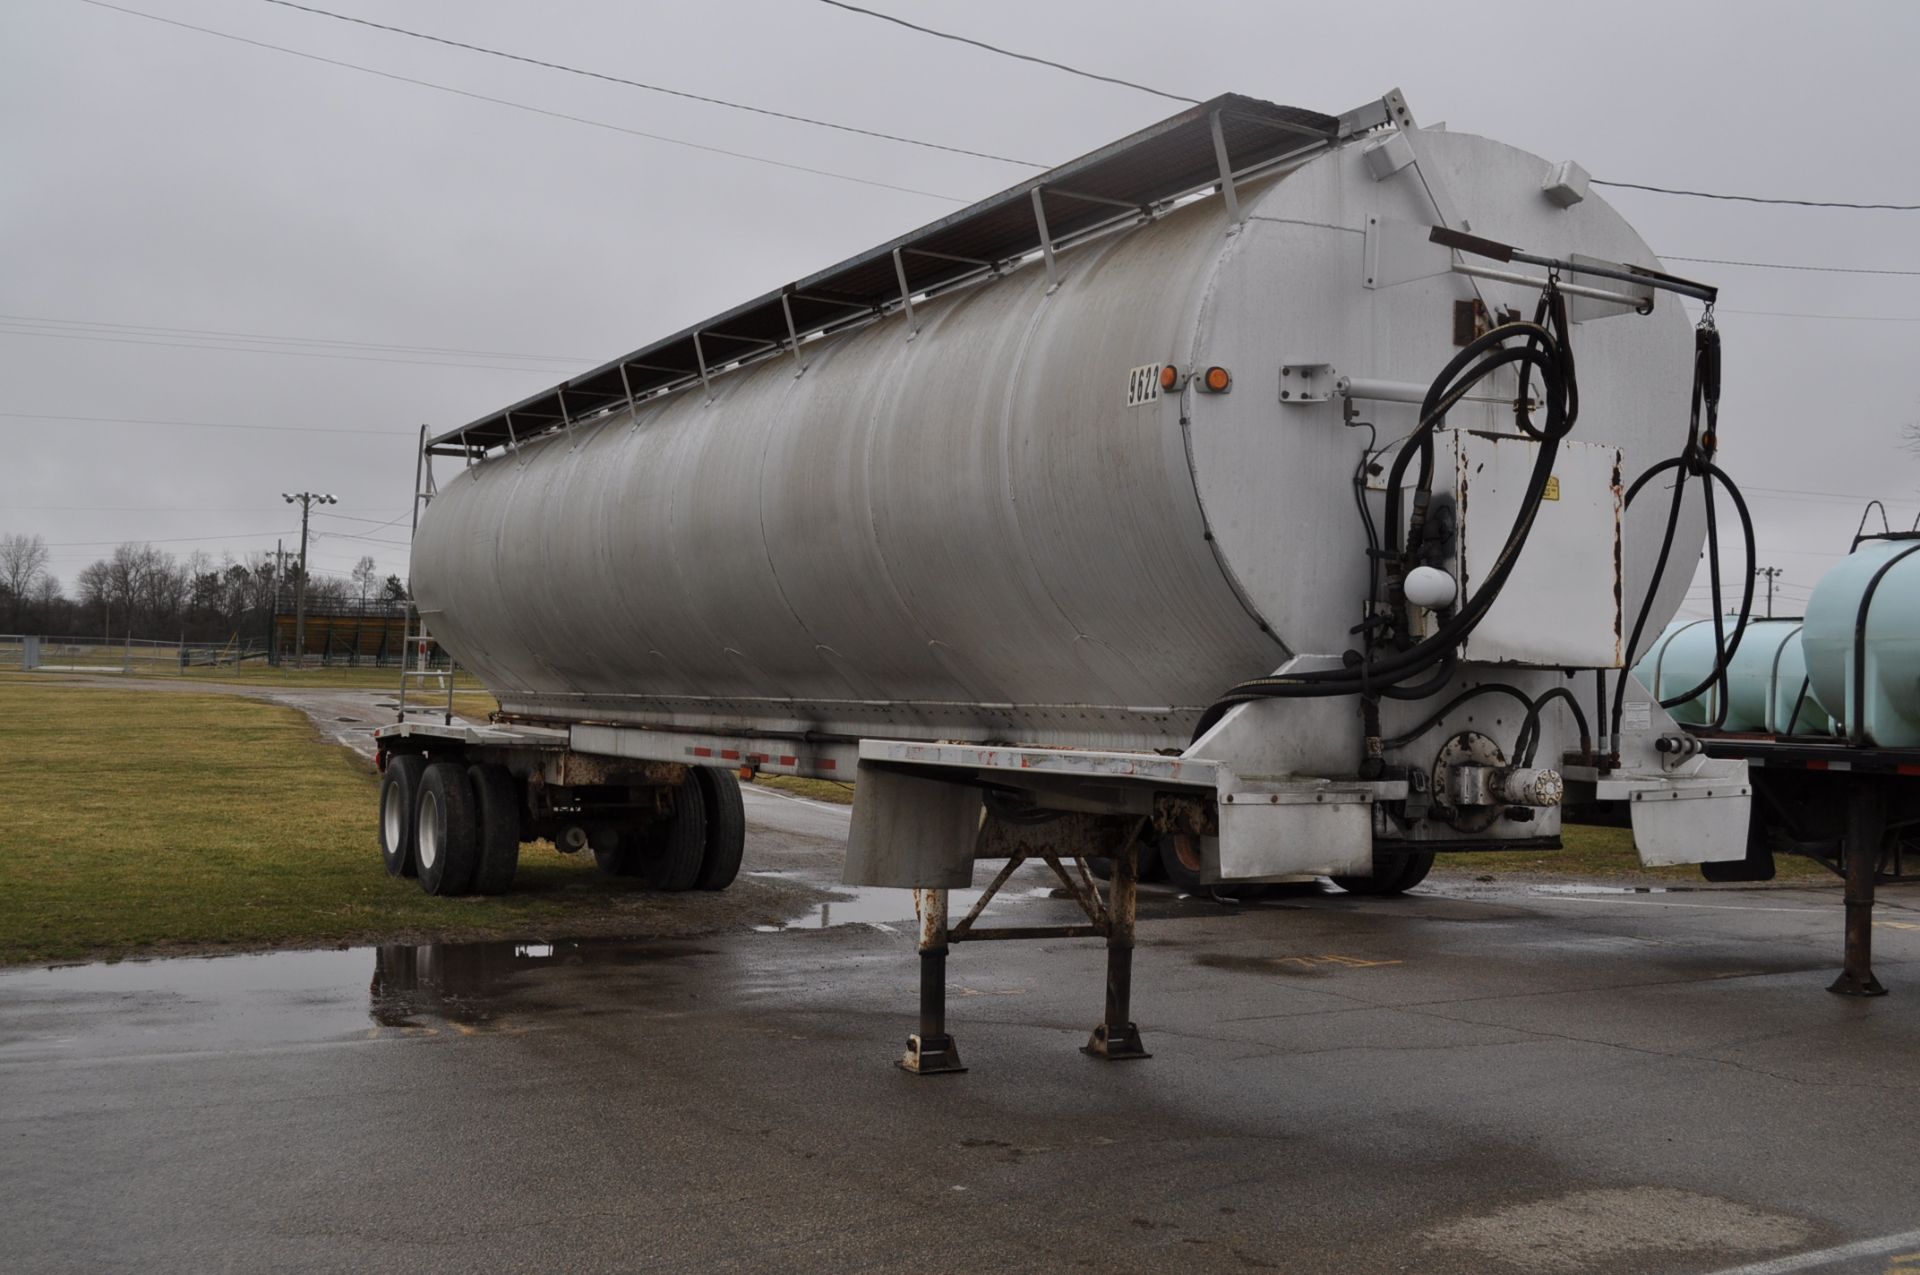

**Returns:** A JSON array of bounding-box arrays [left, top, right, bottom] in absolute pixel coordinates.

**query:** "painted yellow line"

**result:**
[[1699, 1228, 1920, 1275]]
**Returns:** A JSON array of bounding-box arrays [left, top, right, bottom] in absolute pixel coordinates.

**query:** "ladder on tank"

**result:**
[[395, 612, 455, 726], [395, 424, 455, 726]]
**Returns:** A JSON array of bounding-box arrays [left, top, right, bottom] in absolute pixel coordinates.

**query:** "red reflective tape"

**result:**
[[692, 747, 713, 758], [1807, 759, 1828, 770], [720, 749, 740, 761], [748, 753, 768, 763], [818, 758, 837, 770], [1898, 764, 1920, 777], [780, 755, 797, 767]]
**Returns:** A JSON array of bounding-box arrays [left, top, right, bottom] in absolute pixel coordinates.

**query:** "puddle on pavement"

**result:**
[[748, 870, 1074, 933], [1529, 884, 1677, 895], [0, 936, 717, 1059], [368, 937, 714, 1028]]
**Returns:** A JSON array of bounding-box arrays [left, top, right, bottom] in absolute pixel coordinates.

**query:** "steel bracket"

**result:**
[[898, 1033, 967, 1075], [1279, 363, 1338, 403], [1082, 1021, 1150, 1062]]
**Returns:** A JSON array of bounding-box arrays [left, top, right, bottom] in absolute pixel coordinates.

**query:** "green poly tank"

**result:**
[[1634, 616, 1830, 734], [1802, 536, 1920, 746]]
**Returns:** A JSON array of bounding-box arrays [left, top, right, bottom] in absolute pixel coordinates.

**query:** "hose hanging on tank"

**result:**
[[1190, 284, 1581, 742], [1609, 315, 1756, 749]]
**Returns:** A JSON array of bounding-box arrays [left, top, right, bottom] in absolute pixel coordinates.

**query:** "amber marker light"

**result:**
[[1159, 364, 1179, 391], [1202, 366, 1232, 393]]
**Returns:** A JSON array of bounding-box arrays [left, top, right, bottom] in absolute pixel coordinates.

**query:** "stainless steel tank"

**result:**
[[412, 127, 1701, 747]]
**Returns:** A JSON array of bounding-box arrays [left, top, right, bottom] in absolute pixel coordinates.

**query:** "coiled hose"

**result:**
[[1191, 287, 1580, 742]]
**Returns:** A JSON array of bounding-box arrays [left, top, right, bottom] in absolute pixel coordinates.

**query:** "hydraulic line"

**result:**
[[1191, 291, 1579, 743], [1608, 317, 1754, 750]]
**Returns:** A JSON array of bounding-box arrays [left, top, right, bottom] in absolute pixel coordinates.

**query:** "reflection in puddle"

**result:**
[[369, 938, 715, 1029], [747, 871, 1074, 933]]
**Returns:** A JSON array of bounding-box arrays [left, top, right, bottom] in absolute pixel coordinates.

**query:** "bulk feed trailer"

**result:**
[[375, 89, 1771, 1072]]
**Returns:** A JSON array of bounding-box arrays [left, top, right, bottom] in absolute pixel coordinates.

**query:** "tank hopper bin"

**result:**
[[393, 88, 1746, 1072]]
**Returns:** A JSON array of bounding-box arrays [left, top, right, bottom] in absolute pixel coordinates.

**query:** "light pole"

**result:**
[[283, 491, 336, 664]]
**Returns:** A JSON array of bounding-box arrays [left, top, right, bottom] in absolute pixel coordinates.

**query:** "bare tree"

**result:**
[[351, 555, 379, 607], [0, 532, 50, 600]]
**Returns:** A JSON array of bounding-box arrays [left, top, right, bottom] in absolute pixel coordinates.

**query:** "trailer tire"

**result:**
[[1333, 851, 1434, 896], [467, 764, 522, 895], [1088, 829, 1167, 884], [593, 833, 644, 878], [642, 777, 707, 892], [1159, 831, 1207, 894], [379, 753, 426, 878], [416, 760, 481, 897], [692, 767, 746, 891]]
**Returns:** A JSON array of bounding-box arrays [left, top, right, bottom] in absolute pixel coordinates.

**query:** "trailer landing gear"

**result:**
[[1829, 780, 1889, 998], [898, 824, 1150, 1074]]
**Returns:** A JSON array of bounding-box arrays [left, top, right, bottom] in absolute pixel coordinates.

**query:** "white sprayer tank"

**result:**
[[413, 128, 1702, 748]]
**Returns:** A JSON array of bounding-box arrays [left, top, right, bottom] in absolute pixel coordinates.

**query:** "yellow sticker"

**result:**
[[1542, 475, 1561, 501]]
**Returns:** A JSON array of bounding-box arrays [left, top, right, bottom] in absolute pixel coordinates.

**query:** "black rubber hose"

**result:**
[[1380, 683, 1535, 749], [1516, 686, 1593, 766], [1652, 463, 1755, 713], [1191, 307, 1577, 743]]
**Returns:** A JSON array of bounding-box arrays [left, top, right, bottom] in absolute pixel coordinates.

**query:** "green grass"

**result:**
[[6, 662, 489, 691], [0, 682, 649, 966], [1440, 821, 1827, 881], [753, 774, 855, 804]]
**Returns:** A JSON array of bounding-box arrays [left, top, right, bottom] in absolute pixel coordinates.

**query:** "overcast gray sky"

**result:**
[[5, 0, 1917, 616]]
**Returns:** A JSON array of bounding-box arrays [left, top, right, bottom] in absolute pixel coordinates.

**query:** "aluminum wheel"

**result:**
[[381, 784, 406, 860], [416, 789, 441, 874]]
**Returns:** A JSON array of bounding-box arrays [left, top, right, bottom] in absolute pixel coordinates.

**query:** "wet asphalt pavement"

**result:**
[[4, 779, 1918, 1274]]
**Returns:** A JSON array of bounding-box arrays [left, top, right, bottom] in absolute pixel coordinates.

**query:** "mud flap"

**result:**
[[1628, 779, 1752, 867], [844, 761, 981, 888], [1205, 785, 1374, 882]]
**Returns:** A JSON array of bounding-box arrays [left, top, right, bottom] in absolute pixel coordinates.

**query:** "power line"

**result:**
[[71, 1, 971, 203], [812, 0, 1197, 104], [1594, 179, 1920, 212], [44, 530, 296, 547], [315, 529, 411, 547], [0, 313, 590, 363], [1663, 255, 1920, 278], [312, 509, 413, 528], [1, 410, 409, 438], [1, 504, 278, 513], [252, 0, 1041, 166], [0, 320, 578, 372]]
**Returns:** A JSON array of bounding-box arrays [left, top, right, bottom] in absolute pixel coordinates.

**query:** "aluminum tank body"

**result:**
[[413, 128, 1700, 748], [1803, 538, 1920, 746]]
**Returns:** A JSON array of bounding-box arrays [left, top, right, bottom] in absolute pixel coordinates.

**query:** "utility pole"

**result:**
[[282, 491, 336, 664], [1755, 565, 1783, 618]]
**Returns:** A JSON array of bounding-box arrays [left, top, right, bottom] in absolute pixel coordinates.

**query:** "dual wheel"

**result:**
[[378, 755, 521, 896], [1332, 850, 1436, 896], [590, 767, 745, 893], [379, 757, 745, 896]]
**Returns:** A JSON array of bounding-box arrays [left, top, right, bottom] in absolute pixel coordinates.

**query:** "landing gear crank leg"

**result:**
[[1083, 834, 1150, 1061], [1828, 778, 1888, 998], [899, 887, 967, 1074]]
